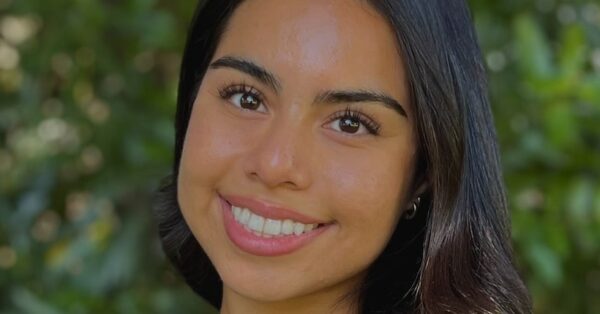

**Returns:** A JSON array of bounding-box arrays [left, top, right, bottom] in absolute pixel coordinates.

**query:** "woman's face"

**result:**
[[178, 0, 418, 309]]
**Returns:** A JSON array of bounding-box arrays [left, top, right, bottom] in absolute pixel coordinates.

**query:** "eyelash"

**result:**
[[217, 83, 381, 136], [328, 106, 381, 135], [218, 83, 264, 105]]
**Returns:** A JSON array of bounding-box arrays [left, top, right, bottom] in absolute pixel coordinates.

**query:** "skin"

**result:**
[[177, 0, 422, 313]]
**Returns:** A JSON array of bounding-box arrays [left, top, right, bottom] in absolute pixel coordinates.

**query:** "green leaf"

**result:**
[[558, 24, 587, 79], [513, 14, 554, 79], [542, 101, 580, 148], [527, 243, 563, 288]]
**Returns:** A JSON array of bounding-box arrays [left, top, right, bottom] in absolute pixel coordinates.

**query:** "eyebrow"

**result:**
[[209, 56, 407, 118], [315, 90, 407, 117], [210, 56, 282, 92]]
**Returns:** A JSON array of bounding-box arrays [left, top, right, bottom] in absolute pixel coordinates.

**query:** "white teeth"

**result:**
[[233, 206, 242, 218], [248, 214, 265, 233], [263, 219, 282, 236], [281, 219, 294, 235], [252, 231, 263, 237], [230, 205, 320, 237], [240, 208, 251, 224], [293, 222, 304, 235]]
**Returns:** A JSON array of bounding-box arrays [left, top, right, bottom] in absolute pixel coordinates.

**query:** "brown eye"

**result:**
[[228, 91, 267, 113], [325, 108, 381, 136], [339, 117, 360, 134], [240, 93, 260, 110]]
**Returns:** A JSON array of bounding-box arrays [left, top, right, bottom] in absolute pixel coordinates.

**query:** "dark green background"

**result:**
[[1, 0, 599, 313]]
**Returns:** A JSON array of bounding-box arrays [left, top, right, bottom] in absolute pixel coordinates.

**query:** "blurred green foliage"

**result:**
[[0, 0, 598, 313], [471, 0, 600, 312]]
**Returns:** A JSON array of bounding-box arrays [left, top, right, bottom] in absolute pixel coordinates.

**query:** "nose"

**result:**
[[243, 118, 312, 191]]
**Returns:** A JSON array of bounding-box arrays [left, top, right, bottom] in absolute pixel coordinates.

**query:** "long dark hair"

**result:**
[[156, 0, 532, 313]]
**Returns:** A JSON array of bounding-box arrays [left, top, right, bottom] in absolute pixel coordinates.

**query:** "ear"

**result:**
[[407, 171, 429, 207]]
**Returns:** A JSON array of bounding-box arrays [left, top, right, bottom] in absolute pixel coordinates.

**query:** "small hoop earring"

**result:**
[[405, 197, 421, 220]]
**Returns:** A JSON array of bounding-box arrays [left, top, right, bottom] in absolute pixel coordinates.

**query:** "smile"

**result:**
[[220, 194, 332, 256], [231, 205, 322, 238]]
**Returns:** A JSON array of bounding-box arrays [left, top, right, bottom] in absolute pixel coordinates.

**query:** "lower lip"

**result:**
[[220, 196, 330, 256]]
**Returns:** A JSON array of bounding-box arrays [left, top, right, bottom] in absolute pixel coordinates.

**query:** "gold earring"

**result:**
[[405, 197, 421, 220]]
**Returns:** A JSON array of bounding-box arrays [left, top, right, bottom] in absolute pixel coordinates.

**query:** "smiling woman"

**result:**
[[156, 0, 531, 313]]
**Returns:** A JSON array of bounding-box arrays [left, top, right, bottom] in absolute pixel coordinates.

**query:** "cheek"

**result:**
[[177, 90, 255, 221], [309, 145, 413, 283], [320, 145, 412, 232], [179, 93, 248, 186]]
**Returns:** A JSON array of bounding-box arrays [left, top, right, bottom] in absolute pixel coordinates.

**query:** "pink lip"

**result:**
[[219, 195, 332, 256], [221, 194, 326, 224]]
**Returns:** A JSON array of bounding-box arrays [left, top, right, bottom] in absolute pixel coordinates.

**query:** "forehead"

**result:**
[[214, 0, 408, 103]]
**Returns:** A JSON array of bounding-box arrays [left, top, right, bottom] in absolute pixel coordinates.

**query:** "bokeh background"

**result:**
[[0, 0, 599, 313]]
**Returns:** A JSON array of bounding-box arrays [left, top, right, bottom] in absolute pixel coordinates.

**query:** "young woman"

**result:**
[[156, 0, 532, 313]]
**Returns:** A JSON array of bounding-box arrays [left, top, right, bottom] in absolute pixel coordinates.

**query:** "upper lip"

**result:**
[[220, 194, 328, 225]]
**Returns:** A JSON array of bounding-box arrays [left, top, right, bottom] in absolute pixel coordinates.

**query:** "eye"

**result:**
[[219, 84, 267, 113], [325, 108, 381, 135], [230, 92, 266, 112]]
